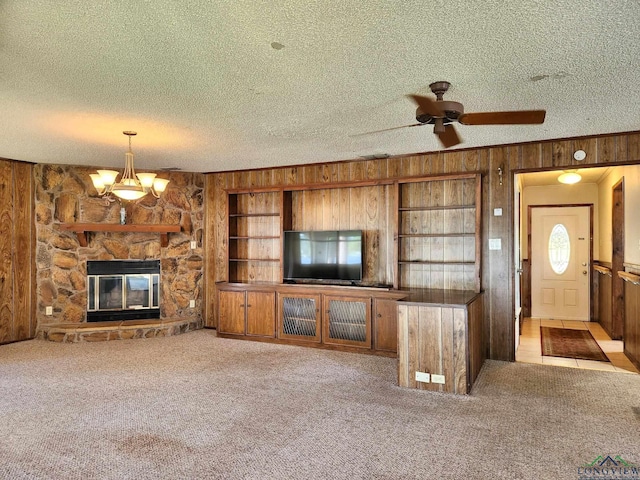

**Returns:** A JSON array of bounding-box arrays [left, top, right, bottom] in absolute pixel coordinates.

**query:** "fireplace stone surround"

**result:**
[[34, 164, 204, 341]]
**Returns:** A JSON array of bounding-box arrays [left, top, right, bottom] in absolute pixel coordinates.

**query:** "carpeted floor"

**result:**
[[1, 329, 639, 480]]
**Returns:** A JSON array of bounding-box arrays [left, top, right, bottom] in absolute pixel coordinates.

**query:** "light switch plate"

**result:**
[[489, 238, 502, 250], [431, 374, 445, 384], [190, 240, 197, 249], [493, 208, 503, 216], [45, 306, 53, 316], [189, 300, 196, 308], [415, 371, 430, 383]]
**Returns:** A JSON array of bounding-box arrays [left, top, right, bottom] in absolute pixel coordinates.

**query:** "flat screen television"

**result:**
[[283, 230, 363, 282]]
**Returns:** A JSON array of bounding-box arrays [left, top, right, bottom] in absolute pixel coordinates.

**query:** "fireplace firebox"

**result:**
[[87, 260, 160, 322]]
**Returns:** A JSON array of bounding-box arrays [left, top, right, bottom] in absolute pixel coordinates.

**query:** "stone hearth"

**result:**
[[37, 318, 202, 343]]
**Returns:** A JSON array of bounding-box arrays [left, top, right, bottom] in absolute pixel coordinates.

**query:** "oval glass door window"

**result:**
[[548, 224, 570, 274]]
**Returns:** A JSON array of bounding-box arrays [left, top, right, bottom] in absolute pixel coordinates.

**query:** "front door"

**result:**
[[530, 206, 591, 320]]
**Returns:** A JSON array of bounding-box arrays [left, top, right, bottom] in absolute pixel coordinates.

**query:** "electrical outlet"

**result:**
[[415, 371, 430, 383], [489, 238, 502, 250], [189, 300, 195, 308], [190, 240, 197, 249], [45, 306, 53, 316], [431, 374, 445, 384]]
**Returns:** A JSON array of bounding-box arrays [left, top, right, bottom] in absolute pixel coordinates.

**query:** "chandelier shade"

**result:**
[[90, 131, 169, 201]]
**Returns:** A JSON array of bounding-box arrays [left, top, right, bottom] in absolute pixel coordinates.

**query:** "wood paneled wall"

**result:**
[[292, 185, 392, 283], [0, 159, 35, 344], [594, 266, 613, 338], [205, 131, 640, 361]]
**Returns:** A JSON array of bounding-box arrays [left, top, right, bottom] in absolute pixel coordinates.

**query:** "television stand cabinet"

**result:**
[[215, 282, 407, 356]]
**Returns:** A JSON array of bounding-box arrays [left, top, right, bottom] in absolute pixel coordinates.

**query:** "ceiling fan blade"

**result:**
[[407, 94, 445, 117], [458, 110, 546, 125], [350, 123, 425, 137], [437, 124, 461, 148]]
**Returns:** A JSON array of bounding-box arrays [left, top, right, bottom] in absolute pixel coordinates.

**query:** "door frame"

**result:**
[[527, 203, 594, 320]]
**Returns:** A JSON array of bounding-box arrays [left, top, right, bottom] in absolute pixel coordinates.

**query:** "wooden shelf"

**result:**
[[229, 236, 280, 240], [398, 260, 476, 266], [229, 258, 280, 263], [59, 223, 180, 247], [399, 204, 475, 212], [229, 213, 279, 217], [399, 233, 475, 238]]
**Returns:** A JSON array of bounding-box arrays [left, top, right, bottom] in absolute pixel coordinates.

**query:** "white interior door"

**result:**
[[531, 206, 590, 320]]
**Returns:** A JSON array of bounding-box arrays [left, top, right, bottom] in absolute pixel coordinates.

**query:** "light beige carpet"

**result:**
[[0, 330, 638, 479]]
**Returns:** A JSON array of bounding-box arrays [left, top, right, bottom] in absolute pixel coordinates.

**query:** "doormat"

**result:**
[[540, 327, 609, 362]]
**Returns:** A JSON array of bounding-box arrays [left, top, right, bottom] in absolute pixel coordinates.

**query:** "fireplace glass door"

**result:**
[[86, 260, 161, 322], [88, 274, 160, 311]]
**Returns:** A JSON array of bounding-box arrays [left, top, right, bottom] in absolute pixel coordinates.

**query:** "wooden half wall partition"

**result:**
[[205, 130, 640, 361], [0, 159, 36, 344], [593, 264, 613, 338], [397, 292, 484, 394], [618, 268, 640, 370]]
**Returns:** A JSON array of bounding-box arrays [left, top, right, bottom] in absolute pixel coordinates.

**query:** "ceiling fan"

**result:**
[[363, 81, 546, 149]]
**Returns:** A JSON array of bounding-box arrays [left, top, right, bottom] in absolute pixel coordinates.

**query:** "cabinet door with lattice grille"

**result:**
[[277, 293, 321, 342], [323, 296, 371, 348]]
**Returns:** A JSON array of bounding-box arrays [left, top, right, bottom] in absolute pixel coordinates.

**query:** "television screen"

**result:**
[[283, 230, 363, 282]]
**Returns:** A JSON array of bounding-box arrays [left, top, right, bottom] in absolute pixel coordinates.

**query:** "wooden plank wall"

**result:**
[[623, 277, 639, 369], [0, 159, 35, 344], [467, 294, 485, 387], [205, 131, 640, 360], [596, 269, 613, 338], [293, 185, 390, 284]]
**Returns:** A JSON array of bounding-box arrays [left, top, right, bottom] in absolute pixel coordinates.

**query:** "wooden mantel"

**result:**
[[59, 223, 181, 247]]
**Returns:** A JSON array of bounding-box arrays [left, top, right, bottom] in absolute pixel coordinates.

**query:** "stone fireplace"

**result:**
[[87, 260, 161, 322], [34, 164, 205, 341]]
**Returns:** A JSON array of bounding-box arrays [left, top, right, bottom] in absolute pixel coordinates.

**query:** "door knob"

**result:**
[[582, 270, 588, 275], [581, 262, 587, 266]]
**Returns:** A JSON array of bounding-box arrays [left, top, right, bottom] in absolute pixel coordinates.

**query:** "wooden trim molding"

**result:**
[[618, 271, 640, 285], [593, 264, 612, 276]]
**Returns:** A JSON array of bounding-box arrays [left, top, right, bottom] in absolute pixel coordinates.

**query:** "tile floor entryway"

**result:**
[[516, 318, 639, 374]]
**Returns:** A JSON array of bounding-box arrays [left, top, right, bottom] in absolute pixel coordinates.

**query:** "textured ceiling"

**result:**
[[1, 1, 639, 173]]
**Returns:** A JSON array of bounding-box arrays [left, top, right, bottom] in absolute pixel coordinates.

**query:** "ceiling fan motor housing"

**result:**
[[415, 100, 464, 125]]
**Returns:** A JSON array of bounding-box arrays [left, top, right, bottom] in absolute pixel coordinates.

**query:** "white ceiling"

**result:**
[[1, 1, 639, 173]]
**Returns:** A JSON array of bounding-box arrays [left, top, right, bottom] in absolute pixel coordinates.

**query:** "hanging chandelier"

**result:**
[[90, 131, 170, 201]]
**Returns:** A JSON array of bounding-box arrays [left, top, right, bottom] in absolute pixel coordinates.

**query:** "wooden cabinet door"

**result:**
[[246, 291, 276, 337], [373, 299, 398, 353], [218, 290, 246, 335], [278, 293, 321, 342], [323, 295, 371, 348]]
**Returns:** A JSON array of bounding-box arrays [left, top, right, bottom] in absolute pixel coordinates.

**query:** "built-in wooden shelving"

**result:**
[[59, 223, 180, 247], [397, 173, 482, 292]]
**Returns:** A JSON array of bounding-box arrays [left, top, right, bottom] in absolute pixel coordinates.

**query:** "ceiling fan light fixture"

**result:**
[[558, 170, 581, 184], [90, 132, 170, 201]]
